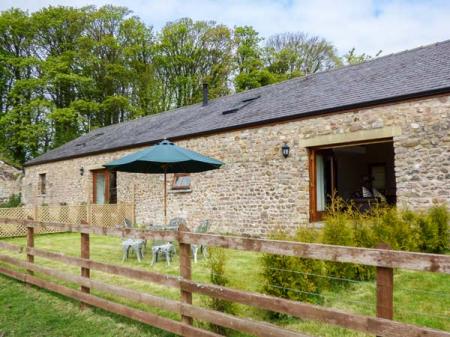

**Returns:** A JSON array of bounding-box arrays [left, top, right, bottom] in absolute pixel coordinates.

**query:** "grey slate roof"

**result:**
[[26, 40, 450, 166]]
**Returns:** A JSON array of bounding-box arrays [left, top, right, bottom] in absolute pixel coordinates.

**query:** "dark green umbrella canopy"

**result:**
[[104, 140, 223, 173], [104, 139, 223, 224]]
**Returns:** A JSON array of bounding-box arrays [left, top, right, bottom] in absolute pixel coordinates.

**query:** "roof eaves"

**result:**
[[24, 86, 450, 168]]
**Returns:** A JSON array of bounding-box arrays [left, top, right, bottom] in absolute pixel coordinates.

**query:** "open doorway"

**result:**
[[309, 139, 396, 221]]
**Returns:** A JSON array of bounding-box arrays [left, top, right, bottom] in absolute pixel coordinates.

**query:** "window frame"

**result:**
[[92, 169, 117, 204], [171, 173, 191, 191], [308, 138, 394, 222], [39, 173, 46, 195]]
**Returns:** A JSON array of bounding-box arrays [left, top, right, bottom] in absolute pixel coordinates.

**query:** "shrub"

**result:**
[[368, 205, 419, 252], [0, 194, 22, 208], [261, 229, 324, 319], [429, 206, 449, 253], [259, 202, 448, 319], [207, 247, 234, 335], [417, 206, 449, 253], [322, 209, 375, 284]]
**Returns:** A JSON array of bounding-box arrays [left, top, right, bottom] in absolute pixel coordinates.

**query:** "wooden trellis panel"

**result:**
[[0, 207, 33, 238], [0, 203, 133, 237], [89, 203, 131, 228]]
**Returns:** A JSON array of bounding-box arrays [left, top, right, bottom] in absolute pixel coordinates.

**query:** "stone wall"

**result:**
[[0, 161, 22, 203], [22, 94, 450, 235]]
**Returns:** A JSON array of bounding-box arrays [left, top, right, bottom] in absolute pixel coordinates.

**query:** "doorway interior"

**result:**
[[309, 139, 396, 221]]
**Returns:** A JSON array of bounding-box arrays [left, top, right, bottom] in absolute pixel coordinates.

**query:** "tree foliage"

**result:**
[[0, 5, 378, 165]]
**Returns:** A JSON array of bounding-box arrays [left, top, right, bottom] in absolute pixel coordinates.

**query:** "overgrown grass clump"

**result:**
[[261, 202, 449, 310], [206, 247, 235, 335]]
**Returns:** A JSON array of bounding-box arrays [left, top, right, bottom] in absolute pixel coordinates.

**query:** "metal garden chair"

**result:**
[[191, 220, 210, 263]]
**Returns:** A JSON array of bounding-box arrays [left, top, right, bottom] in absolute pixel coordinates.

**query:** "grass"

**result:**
[[0, 233, 449, 336]]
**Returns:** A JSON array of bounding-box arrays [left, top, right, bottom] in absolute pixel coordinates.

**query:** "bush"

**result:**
[[417, 206, 449, 253], [259, 202, 448, 316], [429, 206, 449, 253], [369, 205, 419, 252], [322, 208, 375, 284], [261, 229, 324, 319], [0, 194, 22, 208], [207, 247, 234, 335]]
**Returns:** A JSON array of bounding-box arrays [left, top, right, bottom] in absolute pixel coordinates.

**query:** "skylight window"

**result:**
[[222, 95, 261, 115], [75, 132, 105, 146]]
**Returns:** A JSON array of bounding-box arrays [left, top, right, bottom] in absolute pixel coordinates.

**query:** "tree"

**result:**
[[233, 26, 275, 92], [0, 6, 353, 165], [265, 32, 341, 77], [342, 47, 382, 65], [32, 6, 91, 147], [0, 9, 48, 163], [155, 18, 232, 109]]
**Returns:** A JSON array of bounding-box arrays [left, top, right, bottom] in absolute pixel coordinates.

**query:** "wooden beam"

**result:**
[[0, 254, 180, 314], [180, 232, 450, 273], [26, 226, 34, 275], [0, 249, 447, 337], [27, 246, 180, 288], [0, 254, 311, 337], [376, 244, 394, 325], [0, 240, 24, 253], [182, 305, 310, 337], [80, 232, 90, 309], [181, 280, 449, 337], [2, 217, 449, 273], [179, 224, 193, 327], [0, 266, 220, 337]]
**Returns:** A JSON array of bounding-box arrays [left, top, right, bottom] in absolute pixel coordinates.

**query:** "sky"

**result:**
[[1, 0, 449, 56]]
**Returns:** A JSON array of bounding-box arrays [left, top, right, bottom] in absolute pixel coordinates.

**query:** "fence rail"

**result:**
[[0, 218, 449, 337], [0, 203, 134, 238]]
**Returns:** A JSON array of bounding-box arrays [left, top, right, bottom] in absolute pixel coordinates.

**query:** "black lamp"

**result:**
[[80, 167, 84, 176], [282, 142, 290, 158]]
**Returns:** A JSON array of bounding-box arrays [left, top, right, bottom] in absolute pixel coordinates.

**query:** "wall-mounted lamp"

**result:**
[[282, 143, 290, 158], [80, 167, 84, 176]]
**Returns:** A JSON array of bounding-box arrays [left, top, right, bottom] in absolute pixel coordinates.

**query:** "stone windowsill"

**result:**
[[169, 189, 192, 194]]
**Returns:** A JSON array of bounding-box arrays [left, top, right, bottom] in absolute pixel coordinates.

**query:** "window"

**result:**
[[92, 169, 117, 204], [39, 173, 46, 195], [172, 173, 191, 190]]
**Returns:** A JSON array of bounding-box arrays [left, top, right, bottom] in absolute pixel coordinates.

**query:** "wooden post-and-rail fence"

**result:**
[[0, 218, 449, 337]]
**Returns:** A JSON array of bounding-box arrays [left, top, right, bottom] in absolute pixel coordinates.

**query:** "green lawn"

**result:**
[[0, 233, 449, 337]]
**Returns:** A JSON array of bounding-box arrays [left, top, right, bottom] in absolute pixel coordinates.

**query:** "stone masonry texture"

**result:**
[[0, 161, 22, 203], [22, 94, 450, 236]]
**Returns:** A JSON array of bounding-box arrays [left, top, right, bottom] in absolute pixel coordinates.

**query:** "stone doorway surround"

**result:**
[[303, 126, 401, 222], [300, 126, 402, 148]]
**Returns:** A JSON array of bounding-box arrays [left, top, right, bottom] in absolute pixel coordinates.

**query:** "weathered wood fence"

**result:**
[[0, 218, 449, 337], [0, 203, 134, 237]]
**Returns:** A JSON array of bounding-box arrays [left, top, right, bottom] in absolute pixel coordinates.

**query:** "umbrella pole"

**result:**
[[164, 169, 167, 225]]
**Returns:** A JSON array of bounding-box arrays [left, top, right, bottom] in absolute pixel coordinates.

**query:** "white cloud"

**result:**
[[1, 0, 449, 55]]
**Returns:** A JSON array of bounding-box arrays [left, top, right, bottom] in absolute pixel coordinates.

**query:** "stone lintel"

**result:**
[[300, 126, 402, 148]]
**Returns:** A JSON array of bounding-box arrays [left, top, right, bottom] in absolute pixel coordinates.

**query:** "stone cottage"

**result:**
[[0, 160, 22, 204], [22, 41, 450, 235]]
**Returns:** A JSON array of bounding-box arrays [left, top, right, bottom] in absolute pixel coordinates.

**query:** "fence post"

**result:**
[[26, 226, 34, 275], [80, 231, 90, 309], [179, 223, 193, 327], [376, 243, 393, 332]]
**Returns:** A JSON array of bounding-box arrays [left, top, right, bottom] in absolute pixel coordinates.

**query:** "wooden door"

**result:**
[[92, 170, 110, 204], [309, 148, 336, 222]]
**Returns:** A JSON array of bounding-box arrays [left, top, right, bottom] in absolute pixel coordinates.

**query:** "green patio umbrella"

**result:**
[[104, 139, 223, 224]]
